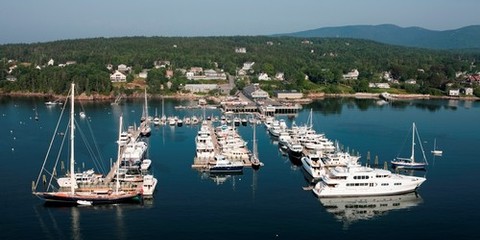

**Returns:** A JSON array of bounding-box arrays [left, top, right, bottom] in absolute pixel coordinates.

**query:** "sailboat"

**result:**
[[431, 138, 443, 156], [160, 97, 167, 125], [251, 121, 263, 169], [139, 88, 151, 137], [153, 108, 160, 126], [32, 83, 142, 206], [391, 122, 428, 170]]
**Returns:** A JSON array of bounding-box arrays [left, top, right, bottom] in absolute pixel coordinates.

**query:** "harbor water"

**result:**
[[1, 97, 479, 239]]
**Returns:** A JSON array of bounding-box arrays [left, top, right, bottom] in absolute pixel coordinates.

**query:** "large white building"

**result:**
[[274, 90, 303, 99], [184, 84, 218, 93], [243, 83, 269, 100], [110, 70, 127, 82]]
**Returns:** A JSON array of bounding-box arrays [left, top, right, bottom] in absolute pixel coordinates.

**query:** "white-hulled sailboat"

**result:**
[[431, 138, 443, 156], [32, 83, 142, 205]]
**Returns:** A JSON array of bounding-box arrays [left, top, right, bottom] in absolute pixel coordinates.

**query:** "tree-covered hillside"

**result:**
[[1, 36, 479, 96]]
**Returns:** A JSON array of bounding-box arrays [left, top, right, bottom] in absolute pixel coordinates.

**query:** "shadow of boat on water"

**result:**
[[318, 192, 423, 230]]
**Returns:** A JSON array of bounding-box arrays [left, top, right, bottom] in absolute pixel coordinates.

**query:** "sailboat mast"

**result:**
[[162, 98, 164, 117], [144, 88, 148, 120], [70, 83, 75, 195], [308, 109, 313, 129], [411, 122, 416, 162], [253, 121, 257, 159], [116, 115, 123, 194]]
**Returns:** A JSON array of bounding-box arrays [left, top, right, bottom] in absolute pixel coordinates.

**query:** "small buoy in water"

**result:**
[[10, 130, 13, 134], [11, 148, 14, 151]]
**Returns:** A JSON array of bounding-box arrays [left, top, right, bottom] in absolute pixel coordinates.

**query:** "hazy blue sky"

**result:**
[[1, 0, 478, 44]]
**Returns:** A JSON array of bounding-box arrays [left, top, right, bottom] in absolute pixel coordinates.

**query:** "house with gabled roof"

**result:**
[[110, 70, 127, 82], [342, 69, 359, 80]]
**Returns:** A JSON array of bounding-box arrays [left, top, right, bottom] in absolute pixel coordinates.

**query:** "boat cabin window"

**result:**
[[346, 183, 368, 187], [394, 183, 402, 186], [353, 175, 369, 180]]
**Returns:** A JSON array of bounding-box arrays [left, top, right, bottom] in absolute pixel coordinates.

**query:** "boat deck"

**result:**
[[104, 125, 141, 183]]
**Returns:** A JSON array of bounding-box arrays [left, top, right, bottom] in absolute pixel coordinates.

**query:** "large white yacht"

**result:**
[[195, 122, 215, 160], [301, 152, 322, 179], [313, 163, 426, 198], [321, 151, 360, 167], [57, 169, 104, 188], [121, 141, 148, 169], [142, 174, 158, 197]]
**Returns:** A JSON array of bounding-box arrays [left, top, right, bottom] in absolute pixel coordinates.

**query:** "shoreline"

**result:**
[[1, 91, 478, 102]]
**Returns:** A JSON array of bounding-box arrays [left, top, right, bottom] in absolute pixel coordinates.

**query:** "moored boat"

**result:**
[[32, 83, 143, 206], [391, 122, 428, 170], [142, 174, 158, 197], [313, 163, 426, 198], [209, 155, 243, 173]]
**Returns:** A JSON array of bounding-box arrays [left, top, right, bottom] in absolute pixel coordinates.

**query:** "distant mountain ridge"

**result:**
[[279, 24, 480, 50]]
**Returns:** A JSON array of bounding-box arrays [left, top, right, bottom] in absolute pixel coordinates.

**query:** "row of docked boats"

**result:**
[[265, 110, 426, 198], [193, 118, 263, 174], [32, 83, 157, 206], [194, 121, 244, 173]]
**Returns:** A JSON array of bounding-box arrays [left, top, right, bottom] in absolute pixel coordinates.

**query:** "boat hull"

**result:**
[[301, 157, 321, 179], [34, 192, 143, 206], [209, 166, 243, 173], [391, 161, 427, 170], [313, 177, 426, 198]]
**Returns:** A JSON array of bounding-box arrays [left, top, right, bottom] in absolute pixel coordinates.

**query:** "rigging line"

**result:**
[[415, 125, 429, 165], [82, 108, 107, 173], [75, 118, 105, 174], [34, 87, 71, 189], [46, 122, 69, 192], [395, 124, 412, 158]]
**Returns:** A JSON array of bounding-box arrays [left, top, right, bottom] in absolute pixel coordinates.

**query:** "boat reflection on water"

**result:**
[[34, 202, 153, 240], [319, 192, 423, 229], [198, 171, 244, 186]]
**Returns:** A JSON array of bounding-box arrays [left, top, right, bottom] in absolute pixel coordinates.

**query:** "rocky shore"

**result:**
[[1, 90, 478, 102]]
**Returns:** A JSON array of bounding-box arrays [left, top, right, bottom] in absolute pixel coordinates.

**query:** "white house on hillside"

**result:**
[[242, 62, 255, 71], [462, 88, 473, 96], [449, 89, 460, 96], [258, 73, 270, 81], [118, 64, 130, 73], [275, 72, 284, 81], [110, 70, 127, 82], [369, 83, 390, 89], [343, 69, 359, 80], [235, 47, 246, 53], [138, 70, 148, 79], [47, 59, 54, 66], [405, 79, 417, 85]]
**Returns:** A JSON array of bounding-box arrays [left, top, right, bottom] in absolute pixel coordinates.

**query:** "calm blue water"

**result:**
[[1, 97, 479, 240]]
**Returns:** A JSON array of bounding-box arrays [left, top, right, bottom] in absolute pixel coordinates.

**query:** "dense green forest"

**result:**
[[1, 36, 479, 97]]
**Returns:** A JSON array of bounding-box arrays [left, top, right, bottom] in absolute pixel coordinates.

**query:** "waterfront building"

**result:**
[[243, 84, 269, 100], [184, 84, 218, 93], [274, 90, 303, 99]]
